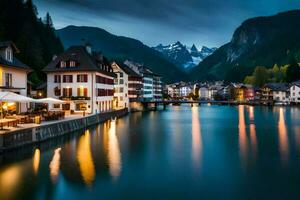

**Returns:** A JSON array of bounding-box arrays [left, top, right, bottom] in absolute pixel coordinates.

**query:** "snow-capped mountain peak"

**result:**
[[153, 42, 217, 70]]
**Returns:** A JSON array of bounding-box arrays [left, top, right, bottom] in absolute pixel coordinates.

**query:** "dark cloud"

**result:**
[[34, 0, 300, 47]]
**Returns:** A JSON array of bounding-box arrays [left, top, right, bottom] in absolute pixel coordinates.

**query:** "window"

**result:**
[[60, 61, 66, 68], [6, 49, 12, 62], [54, 87, 61, 96], [119, 79, 124, 84], [54, 75, 61, 83], [77, 87, 88, 96], [120, 87, 124, 93], [120, 97, 123, 101], [5, 73, 12, 87], [77, 74, 88, 82], [76, 103, 87, 111], [120, 72, 123, 78], [96, 75, 113, 85], [70, 61, 76, 67], [53, 104, 60, 109], [63, 75, 73, 83], [62, 88, 72, 97]]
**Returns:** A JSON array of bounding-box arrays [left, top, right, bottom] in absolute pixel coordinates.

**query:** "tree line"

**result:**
[[244, 56, 300, 87], [0, 0, 64, 86]]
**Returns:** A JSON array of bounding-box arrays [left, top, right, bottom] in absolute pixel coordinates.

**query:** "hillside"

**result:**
[[190, 10, 300, 82], [0, 0, 64, 85], [56, 26, 187, 83]]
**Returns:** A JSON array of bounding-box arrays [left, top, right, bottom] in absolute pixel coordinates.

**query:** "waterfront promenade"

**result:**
[[0, 108, 128, 152]]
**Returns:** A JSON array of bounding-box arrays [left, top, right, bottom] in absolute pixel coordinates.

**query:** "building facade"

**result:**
[[289, 81, 300, 104], [44, 45, 115, 114], [0, 41, 31, 113], [111, 62, 129, 109]]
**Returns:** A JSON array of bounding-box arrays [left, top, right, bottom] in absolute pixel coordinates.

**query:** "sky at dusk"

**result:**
[[34, 0, 300, 48]]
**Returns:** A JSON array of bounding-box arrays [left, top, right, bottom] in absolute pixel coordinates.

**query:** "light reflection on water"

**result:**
[[49, 148, 61, 183], [33, 148, 40, 175], [238, 105, 248, 168], [1, 106, 300, 199], [278, 107, 289, 165], [77, 130, 95, 186], [107, 120, 121, 180], [191, 106, 202, 170]]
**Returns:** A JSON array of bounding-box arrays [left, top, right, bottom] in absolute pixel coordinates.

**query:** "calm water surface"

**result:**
[[1, 105, 300, 200]]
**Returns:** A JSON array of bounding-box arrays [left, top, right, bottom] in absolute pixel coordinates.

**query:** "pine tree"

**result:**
[[286, 56, 300, 83]]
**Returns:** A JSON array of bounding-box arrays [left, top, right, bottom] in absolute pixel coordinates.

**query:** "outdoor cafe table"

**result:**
[[0, 118, 19, 130]]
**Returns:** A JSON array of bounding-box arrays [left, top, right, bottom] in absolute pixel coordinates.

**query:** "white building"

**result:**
[[124, 60, 162, 101], [199, 86, 209, 100], [111, 62, 129, 109], [44, 45, 115, 114], [0, 41, 31, 113], [289, 81, 300, 104]]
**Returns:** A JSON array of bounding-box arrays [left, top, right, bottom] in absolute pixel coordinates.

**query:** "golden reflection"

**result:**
[[107, 120, 121, 180], [249, 124, 257, 158], [278, 108, 289, 164], [191, 107, 202, 169], [249, 106, 254, 122], [239, 105, 248, 166], [0, 165, 21, 200], [77, 130, 95, 186], [49, 148, 61, 183], [33, 148, 40, 175]]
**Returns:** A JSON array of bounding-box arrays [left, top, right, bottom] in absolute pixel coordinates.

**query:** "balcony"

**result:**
[[59, 96, 91, 100]]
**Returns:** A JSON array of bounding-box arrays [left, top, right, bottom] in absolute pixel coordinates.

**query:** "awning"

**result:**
[[0, 92, 37, 103], [35, 97, 66, 104]]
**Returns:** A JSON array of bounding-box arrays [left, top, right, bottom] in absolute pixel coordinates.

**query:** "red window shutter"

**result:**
[[63, 75, 66, 83], [77, 88, 80, 96], [70, 75, 73, 83], [69, 88, 72, 96], [84, 75, 88, 82], [77, 75, 80, 82], [84, 88, 88, 96]]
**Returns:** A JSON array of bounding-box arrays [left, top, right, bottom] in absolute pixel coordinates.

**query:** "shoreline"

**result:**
[[0, 108, 128, 153]]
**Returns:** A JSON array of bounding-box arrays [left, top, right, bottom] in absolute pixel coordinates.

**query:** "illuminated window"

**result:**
[[70, 61, 76, 67]]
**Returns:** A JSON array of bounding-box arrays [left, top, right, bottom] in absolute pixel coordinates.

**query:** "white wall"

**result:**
[[0, 66, 28, 112], [47, 71, 114, 114], [290, 85, 300, 103]]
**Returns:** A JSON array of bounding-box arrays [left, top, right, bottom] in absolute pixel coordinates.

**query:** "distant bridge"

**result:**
[[132, 100, 253, 110]]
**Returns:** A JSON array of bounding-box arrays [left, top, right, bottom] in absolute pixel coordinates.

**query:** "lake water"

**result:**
[[1, 105, 300, 200]]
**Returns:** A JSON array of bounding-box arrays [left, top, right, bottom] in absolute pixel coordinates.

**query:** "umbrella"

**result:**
[[0, 92, 38, 119], [0, 92, 38, 103], [35, 97, 66, 104]]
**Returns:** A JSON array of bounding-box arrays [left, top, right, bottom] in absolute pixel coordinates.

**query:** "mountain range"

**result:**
[[153, 42, 217, 70], [56, 10, 300, 83], [190, 10, 300, 82], [56, 26, 188, 83]]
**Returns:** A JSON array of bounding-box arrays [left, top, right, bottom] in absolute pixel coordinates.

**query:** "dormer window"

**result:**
[[70, 61, 76, 67], [5, 48, 13, 62], [60, 61, 66, 68]]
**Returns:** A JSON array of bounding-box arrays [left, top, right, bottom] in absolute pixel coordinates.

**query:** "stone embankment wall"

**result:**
[[0, 108, 128, 152]]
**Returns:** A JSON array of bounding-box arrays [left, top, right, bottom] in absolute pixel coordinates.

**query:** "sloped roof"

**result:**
[[264, 83, 289, 91], [114, 61, 141, 77], [0, 41, 19, 53], [43, 46, 115, 77], [0, 41, 30, 71], [290, 80, 300, 88]]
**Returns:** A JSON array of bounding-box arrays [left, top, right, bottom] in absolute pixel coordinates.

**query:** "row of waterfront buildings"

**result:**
[[2, 40, 300, 116], [0, 41, 163, 114], [165, 81, 300, 105]]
